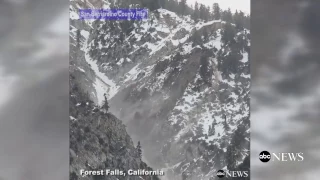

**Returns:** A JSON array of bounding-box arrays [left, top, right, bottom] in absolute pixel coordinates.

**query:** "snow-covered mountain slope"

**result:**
[[70, 2, 250, 180]]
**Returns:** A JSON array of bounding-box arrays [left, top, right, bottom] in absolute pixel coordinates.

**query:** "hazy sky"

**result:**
[[187, 0, 250, 14]]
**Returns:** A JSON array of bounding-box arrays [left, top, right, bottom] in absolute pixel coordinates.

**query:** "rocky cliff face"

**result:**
[[70, 1, 250, 180], [69, 74, 159, 180]]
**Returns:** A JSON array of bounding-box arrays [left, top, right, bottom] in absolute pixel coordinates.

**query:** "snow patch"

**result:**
[[78, 67, 85, 73], [70, 116, 77, 121], [123, 64, 141, 83], [241, 73, 250, 79], [80, 30, 89, 39], [70, 11, 79, 20], [84, 40, 120, 101], [240, 52, 249, 63], [93, 78, 110, 105]]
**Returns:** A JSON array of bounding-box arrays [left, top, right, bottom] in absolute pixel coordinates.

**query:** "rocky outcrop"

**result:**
[[69, 75, 159, 180]]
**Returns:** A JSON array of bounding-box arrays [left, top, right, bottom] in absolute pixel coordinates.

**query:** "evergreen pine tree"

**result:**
[[226, 144, 236, 170], [159, 0, 166, 8], [233, 10, 239, 28], [226, 124, 247, 171], [213, 3, 221, 20], [208, 118, 217, 136], [193, 2, 200, 21], [168, 0, 179, 13], [76, 29, 81, 48], [203, 30, 209, 42], [137, 141, 142, 159], [102, 93, 109, 112], [209, 125, 215, 136], [234, 10, 239, 17], [179, 0, 187, 15], [232, 124, 246, 151], [244, 15, 250, 29], [234, 10, 245, 30], [195, 124, 204, 137], [199, 4, 206, 20], [199, 55, 209, 83], [226, 8, 233, 22], [205, 6, 210, 21], [223, 115, 230, 131], [239, 11, 245, 25], [236, 34, 246, 53], [221, 8, 233, 23], [191, 30, 202, 47], [221, 22, 236, 45]]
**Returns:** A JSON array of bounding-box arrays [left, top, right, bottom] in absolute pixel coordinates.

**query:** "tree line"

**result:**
[[109, 0, 250, 29]]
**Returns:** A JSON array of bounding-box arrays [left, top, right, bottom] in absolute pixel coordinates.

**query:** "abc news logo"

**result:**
[[215, 170, 249, 178], [259, 151, 304, 163]]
